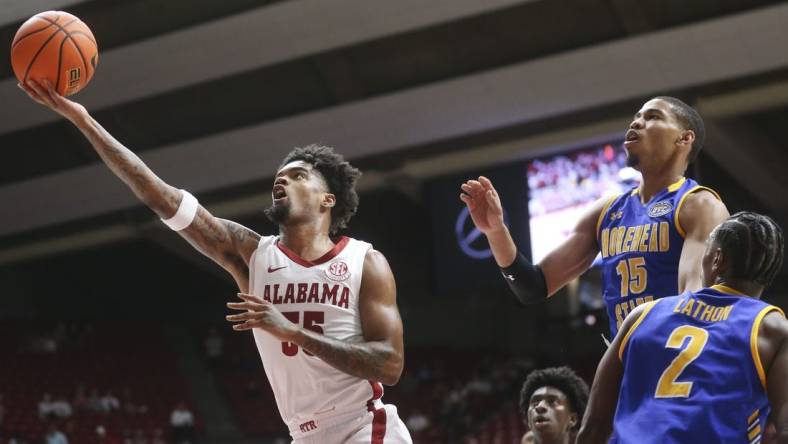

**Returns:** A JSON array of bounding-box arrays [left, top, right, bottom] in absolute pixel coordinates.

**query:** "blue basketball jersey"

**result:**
[[597, 177, 720, 336], [613, 285, 784, 444]]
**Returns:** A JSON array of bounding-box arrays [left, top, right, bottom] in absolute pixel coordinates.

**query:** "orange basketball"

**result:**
[[10, 11, 98, 97]]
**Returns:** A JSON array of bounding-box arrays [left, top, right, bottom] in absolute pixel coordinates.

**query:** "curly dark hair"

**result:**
[[279, 144, 361, 234], [519, 366, 589, 430]]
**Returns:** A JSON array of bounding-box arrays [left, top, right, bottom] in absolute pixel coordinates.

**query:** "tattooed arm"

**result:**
[[19, 80, 259, 290], [297, 249, 404, 384], [226, 249, 405, 385]]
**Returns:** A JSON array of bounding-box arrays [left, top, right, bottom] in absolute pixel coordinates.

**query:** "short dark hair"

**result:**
[[279, 145, 361, 234], [654, 96, 705, 163], [519, 366, 589, 430], [713, 211, 784, 288]]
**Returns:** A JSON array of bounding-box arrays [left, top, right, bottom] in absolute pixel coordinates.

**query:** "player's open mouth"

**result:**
[[624, 130, 640, 146], [272, 185, 287, 202], [533, 416, 550, 426]]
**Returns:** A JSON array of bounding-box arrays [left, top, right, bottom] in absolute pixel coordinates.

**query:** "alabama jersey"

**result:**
[[248, 235, 385, 439], [597, 177, 721, 335], [614, 285, 784, 443]]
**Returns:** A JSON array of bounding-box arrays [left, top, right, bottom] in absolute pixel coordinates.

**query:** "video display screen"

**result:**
[[527, 140, 639, 263]]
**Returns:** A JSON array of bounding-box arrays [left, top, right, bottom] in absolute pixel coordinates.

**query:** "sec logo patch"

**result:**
[[326, 261, 350, 281]]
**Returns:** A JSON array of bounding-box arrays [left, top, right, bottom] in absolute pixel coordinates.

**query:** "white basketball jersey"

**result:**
[[248, 235, 385, 437]]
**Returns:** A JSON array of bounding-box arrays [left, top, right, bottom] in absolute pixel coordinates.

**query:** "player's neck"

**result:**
[[713, 278, 764, 299], [278, 222, 334, 261], [637, 167, 685, 203]]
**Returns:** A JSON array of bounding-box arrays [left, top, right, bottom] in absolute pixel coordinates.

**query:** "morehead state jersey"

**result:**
[[597, 177, 720, 335], [614, 286, 783, 444]]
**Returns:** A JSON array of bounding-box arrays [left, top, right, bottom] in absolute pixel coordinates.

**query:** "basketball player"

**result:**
[[577, 212, 788, 444], [19, 79, 412, 443], [460, 97, 730, 336], [520, 366, 589, 444]]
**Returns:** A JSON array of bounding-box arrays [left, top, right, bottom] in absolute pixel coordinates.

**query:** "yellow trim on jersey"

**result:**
[[710, 284, 747, 296], [748, 424, 762, 441], [618, 299, 660, 361], [667, 177, 687, 192], [751, 306, 786, 390], [674, 185, 722, 238], [747, 409, 760, 425], [596, 193, 621, 240]]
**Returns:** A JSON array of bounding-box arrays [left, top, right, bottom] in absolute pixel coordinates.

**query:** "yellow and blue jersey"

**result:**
[[597, 177, 720, 335], [613, 285, 784, 444]]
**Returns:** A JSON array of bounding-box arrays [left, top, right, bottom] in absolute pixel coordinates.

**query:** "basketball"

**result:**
[[10, 11, 98, 97]]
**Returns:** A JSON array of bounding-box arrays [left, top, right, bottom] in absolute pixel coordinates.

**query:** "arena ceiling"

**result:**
[[1, 0, 787, 264]]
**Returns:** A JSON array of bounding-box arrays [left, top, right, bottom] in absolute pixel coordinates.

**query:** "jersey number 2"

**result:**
[[654, 325, 708, 398], [281, 311, 324, 357]]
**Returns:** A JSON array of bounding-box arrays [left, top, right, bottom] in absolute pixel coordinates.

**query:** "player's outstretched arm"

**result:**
[[762, 312, 788, 444], [460, 177, 605, 302], [226, 249, 404, 385], [577, 302, 650, 444], [19, 80, 259, 289], [676, 190, 729, 292]]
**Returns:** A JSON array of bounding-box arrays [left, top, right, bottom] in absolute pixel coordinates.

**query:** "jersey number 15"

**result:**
[[616, 257, 647, 297]]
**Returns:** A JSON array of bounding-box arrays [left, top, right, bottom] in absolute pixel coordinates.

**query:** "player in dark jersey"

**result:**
[[461, 96, 729, 336], [519, 367, 589, 444], [577, 212, 788, 444]]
